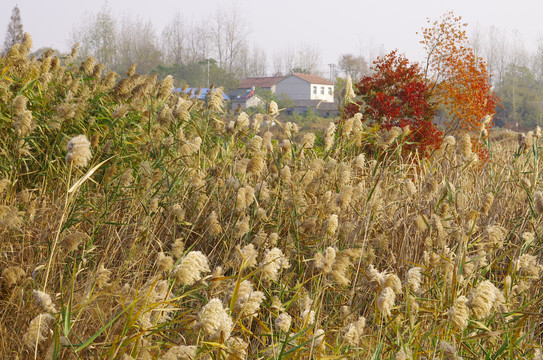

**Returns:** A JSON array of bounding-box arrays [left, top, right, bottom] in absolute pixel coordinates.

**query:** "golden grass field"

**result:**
[[1, 34, 543, 359]]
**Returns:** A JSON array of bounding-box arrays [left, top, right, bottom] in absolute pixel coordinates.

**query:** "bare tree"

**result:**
[[3, 5, 24, 53], [161, 12, 187, 66], [69, 4, 117, 66], [295, 43, 321, 74], [273, 43, 321, 75], [472, 25, 531, 85], [115, 15, 162, 74], [532, 36, 543, 82], [186, 21, 212, 64], [237, 44, 268, 78], [272, 47, 296, 75], [338, 53, 368, 81], [271, 51, 284, 76], [211, 3, 249, 73]]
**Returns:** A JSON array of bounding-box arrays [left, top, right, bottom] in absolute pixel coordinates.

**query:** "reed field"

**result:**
[[2, 34, 543, 359]]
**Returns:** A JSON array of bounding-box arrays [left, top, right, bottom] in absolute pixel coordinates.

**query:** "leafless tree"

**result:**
[[115, 15, 161, 74], [69, 4, 117, 66], [211, 3, 249, 74], [273, 43, 321, 75], [237, 44, 268, 77], [161, 12, 187, 66], [186, 21, 213, 64], [337, 53, 368, 81]]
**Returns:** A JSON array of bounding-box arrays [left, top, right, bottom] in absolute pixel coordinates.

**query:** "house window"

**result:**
[[321, 86, 324, 95], [313, 86, 317, 95], [328, 87, 332, 95]]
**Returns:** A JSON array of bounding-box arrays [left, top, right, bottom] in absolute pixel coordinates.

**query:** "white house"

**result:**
[[231, 89, 265, 111], [275, 73, 334, 103]]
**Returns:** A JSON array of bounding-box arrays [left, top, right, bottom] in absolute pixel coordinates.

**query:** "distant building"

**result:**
[[230, 73, 338, 116], [275, 73, 334, 103], [231, 89, 265, 111], [173, 87, 230, 101], [239, 76, 284, 93], [228, 76, 284, 100]]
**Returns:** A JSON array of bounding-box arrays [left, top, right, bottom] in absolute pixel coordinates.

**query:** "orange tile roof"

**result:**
[[290, 73, 334, 85], [239, 76, 284, 89]]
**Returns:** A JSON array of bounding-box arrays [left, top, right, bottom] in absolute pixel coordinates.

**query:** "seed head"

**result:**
[[198, 298, 233, 341], [268, 101, 278, 115], [2, 266, 25, 287], [467, 280, 497, 319], [260, 247, 290, 283], [377, 287, 396, 316], [157, 252, 174, 272], [326, 214, 338, 236], [23, 313, 54, 349], [33, 290, 58, 313], [406, 267, 422, 293], [534, 191, 543, 215], [314, 246, 336, 274], [345, 74, 356, 100], [237, 243, 258, 269], [481, 193, 494, 216], [172, 251, 210, 286], [162, 345, 196, 360], [95, 264, 112, 289], [275, 312, 292, 332], [12, 95, 28, 117], [227, 279, 265, 317], [448, 295, 469, 331], [62, 231, 88, 252], [66, 135, 92, 167]]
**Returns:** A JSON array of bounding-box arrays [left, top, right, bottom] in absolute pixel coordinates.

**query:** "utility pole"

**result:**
[[328, 63, 336, 82]]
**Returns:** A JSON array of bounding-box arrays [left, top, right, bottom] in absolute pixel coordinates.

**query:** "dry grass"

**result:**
[[1, 34, 543, 359]]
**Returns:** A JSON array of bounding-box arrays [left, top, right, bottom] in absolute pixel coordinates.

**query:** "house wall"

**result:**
[[231, 96, 265, 110], [276, 76, 310, 101], [247, 96, 265, 108], [310, 84, 334, 102], [276, 75, 334, 102]]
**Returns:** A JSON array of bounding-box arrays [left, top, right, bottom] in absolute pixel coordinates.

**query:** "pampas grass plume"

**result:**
[[275, 312, 292, 332], [95, 264, 112, 289], [326, 214, 338, 236], [468, 280, 497, 319], [33, 290, 58, 313], [173, 251, 210, 286], [23, 313, 54, 349], [534, 191, 543, 215], [377, 287, 396, 316], [162, 345, 196, 360], [157, 252, 174, 272], [260, 247, 289, 283], [449, 295, 469, 331], [406, 267, 422, 293], [2, 266, 25, 287], [198, 298, 233, 341], [66, 135, 92, 167]]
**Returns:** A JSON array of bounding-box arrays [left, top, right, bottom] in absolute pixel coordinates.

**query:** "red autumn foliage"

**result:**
[[345, 50, 443, 155]]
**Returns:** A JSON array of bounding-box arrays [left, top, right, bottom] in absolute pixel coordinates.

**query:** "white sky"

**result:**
[[1, 0, 541, 74]]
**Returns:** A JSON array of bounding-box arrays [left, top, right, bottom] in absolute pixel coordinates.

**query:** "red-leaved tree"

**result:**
[[345, 50, 443, 155]]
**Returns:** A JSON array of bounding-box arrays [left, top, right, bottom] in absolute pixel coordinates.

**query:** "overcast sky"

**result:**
[[1, 0, 541, 74]]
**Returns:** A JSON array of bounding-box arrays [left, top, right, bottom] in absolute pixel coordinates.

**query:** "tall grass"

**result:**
[[1, 34, 543, 359]]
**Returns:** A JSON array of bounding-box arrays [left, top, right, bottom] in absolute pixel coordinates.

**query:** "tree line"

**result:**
[[3, 4, 543, 130]]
